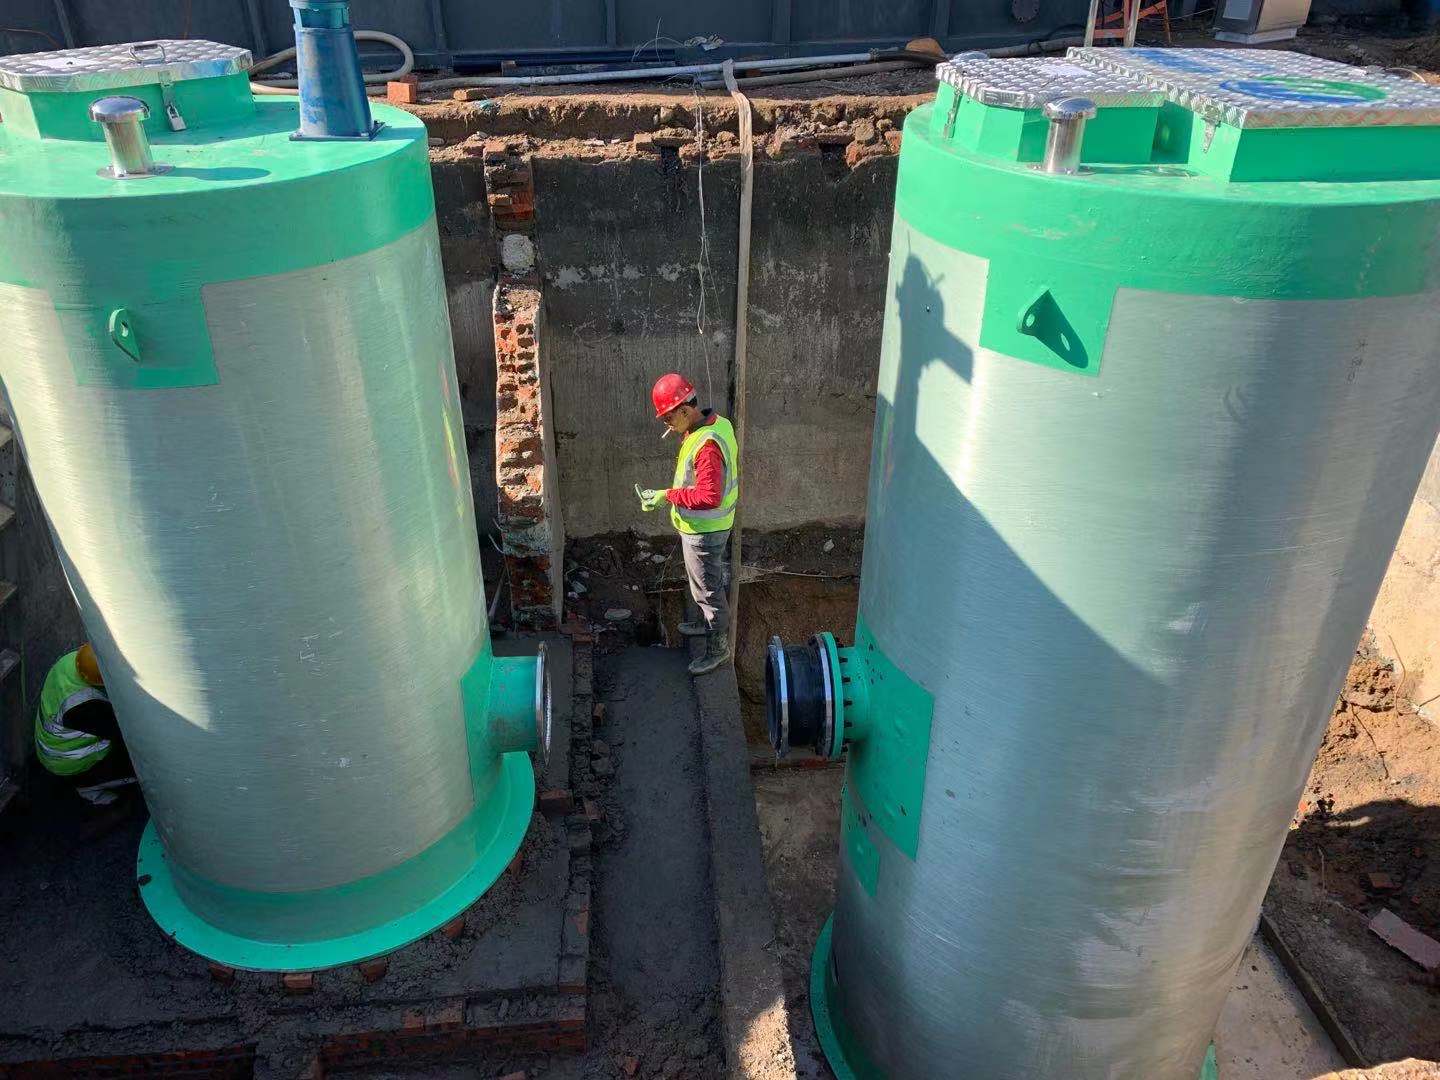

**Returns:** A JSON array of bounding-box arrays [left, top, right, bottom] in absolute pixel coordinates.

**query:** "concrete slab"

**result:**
[[582, 645, 725, 1073], [690, 639, 799, 1080], [0, 633, 586, 1074], [1216, 935, 1349, 1079]]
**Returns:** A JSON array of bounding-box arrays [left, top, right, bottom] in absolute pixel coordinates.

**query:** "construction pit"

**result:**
[[3, 15, 1440, 1080]]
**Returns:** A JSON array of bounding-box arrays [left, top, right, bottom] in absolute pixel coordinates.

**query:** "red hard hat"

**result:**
[[651, 373, 695, 418]]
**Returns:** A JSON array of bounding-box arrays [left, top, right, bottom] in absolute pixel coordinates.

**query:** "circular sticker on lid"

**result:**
[[1218, 76, 1389, 105]]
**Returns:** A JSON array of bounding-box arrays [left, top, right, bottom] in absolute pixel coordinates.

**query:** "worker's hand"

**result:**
[[634, 484, 668, 512]]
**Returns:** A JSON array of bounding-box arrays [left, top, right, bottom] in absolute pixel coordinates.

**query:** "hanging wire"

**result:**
[[692, 91, 718, 407]]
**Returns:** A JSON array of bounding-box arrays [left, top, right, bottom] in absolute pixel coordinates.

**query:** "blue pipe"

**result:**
[[290, 0, 376, 140]]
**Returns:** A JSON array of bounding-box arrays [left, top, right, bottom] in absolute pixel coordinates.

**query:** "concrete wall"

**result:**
[[432, 159, 501, 536], [1370, 438, 1440, 712], [531, 150, 892, 537]]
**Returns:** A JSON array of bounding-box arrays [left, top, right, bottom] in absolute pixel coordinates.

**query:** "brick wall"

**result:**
[[487, 142, 564, 627]]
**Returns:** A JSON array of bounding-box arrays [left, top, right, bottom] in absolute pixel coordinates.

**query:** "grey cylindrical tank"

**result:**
[[0, 39, 543, 970], [768, 48, 1440, 1077]]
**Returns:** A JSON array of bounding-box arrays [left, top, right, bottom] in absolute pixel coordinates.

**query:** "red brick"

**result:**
[[281, 971, 315, 994], [208, 962, 236, 984], [539, 788, 576, 814], [439, 914, 466, 941], [357, 956, 390, 983], [884, 129, 904, 153], [386, 75, 419, 105]]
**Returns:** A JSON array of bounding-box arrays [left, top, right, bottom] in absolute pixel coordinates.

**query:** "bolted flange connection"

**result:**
[[765, 632, 870, 760]]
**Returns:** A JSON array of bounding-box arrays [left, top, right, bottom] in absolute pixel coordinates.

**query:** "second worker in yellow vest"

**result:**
[[637, 373, 739, 677]]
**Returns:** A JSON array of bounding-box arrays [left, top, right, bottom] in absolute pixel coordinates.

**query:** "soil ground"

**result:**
[[564, 526, 863, 746]]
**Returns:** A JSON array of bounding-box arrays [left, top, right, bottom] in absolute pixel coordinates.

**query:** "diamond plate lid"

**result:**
[[936, 55, 1164, 109], [1068, 47, 1440, 128], [0, 40, 251, 94]]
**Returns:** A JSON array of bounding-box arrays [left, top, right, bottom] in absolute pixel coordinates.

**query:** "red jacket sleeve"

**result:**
[[667, 440, 725, 511]]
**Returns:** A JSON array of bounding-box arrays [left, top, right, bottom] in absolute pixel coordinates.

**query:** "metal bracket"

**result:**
[[108, 308, 141, 362], [128, 42, 186, 131], [289, 121, 385, 142], [158, 71, 186, 131]]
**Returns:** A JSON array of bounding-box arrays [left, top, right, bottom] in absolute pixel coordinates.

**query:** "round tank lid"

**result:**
[[1068, 46, 1440, 129], [88, 95, 151, 124], [0, 40, 251, 95], [936, 55, 1163, 110]]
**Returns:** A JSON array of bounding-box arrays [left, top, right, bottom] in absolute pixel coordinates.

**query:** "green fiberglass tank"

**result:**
[[0, 41, 548, 971], [766, 49, 1440, 1078]]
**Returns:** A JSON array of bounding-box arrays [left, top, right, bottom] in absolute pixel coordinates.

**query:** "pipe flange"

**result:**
[[813, 633, 835, 761], [767, 635, 791, 758], [534, 642, 553, 772]]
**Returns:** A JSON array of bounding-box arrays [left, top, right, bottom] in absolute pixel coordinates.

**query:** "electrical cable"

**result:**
[[2, 27, 62, 50]]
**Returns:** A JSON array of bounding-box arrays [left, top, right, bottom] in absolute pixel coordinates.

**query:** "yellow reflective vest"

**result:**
[[670, 413, 739, 534]]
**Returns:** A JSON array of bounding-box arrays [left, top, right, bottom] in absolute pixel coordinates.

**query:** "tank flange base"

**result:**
[[135, 752, 535, 972], [810, 913, 1221, 1079]]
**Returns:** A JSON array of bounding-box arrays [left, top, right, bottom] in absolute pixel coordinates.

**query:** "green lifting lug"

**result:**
[[108, 307, 141, 362]]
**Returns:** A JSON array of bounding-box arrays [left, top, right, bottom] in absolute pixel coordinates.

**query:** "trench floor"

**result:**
[[351, 643, 727, 1080]]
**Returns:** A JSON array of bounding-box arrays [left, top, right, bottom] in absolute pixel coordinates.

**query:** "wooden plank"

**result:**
[[1369, 908, 1440, 971]]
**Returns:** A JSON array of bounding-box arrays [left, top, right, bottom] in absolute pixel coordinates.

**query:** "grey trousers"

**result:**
[[680, 529, 730, 634]]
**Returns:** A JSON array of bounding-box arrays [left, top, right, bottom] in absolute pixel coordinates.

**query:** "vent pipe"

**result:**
[[290, 0, 377, 140]]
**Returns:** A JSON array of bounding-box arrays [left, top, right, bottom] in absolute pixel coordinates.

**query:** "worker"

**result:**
[[33, 643, 135, 806], [637, 373, 739, 677]]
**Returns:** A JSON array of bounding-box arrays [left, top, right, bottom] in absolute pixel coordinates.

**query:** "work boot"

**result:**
[[689, 632, 730, 677], [677, 619, 708, 638]]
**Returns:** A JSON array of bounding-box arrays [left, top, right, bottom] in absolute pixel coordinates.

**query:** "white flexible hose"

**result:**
[[250, 30, 413, 95]]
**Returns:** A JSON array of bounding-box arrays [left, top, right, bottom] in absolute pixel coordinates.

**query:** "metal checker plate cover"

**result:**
[[0, 40, 251, 94], [1068, 46, 1440, 128], [936, 55, 1164, 110]]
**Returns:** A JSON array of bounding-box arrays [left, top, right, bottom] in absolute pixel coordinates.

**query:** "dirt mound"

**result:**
[[1285, 648, 1440, 937]]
